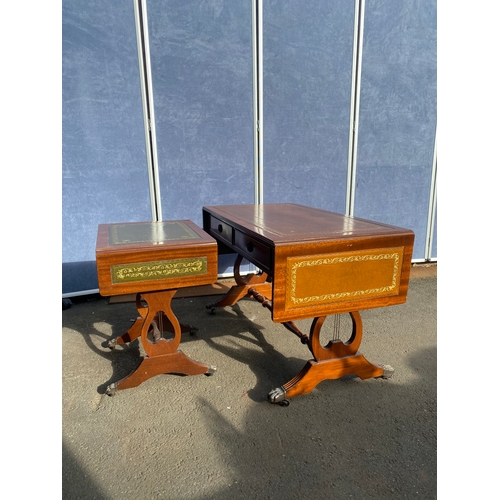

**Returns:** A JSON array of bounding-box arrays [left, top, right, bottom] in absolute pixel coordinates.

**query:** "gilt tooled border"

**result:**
[[111, 257, 207, 284], [289, 252, 401, 305]]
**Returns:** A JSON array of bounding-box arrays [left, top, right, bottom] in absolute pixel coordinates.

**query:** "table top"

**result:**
[[204, 203, 415, 321], [203, 203, 413, 244], [96, 220, 214, 254]]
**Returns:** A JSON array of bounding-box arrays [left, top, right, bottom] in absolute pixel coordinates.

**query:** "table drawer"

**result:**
[[208, 215, 233, 245], [234, 229, 272, 272]]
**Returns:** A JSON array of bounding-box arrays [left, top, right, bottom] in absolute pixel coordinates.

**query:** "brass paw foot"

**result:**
[[105, 338, 117, 349], [380, 364, 395, 379], [205, 365, 217, 376], [105, 383, 117, 396], [268, 386, 289, 406]]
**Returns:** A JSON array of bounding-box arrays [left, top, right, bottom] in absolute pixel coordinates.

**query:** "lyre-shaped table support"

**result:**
[[105, 289, 215, 395], [247, 288, 394, 405], [206, 254, 272, 312], [205, 256, 393, 405], [267, 311, 394, 405]]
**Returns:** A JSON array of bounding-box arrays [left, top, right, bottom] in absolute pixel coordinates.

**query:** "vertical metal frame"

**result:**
[[132, 0, 436, 263], [425, 129, 437, 261], [252, 0, 264, 204], [346, 0, 365, 216], [134, 0, 162, 221]]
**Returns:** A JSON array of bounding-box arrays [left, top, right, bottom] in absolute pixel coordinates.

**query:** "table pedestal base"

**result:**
[[268, 355, 394, 405], [211, 281, 394, 405], [105, 289, 215, 395], [206, 254, 272, 312], [106, 351, 215, 395], [265, 311, 394, 405]]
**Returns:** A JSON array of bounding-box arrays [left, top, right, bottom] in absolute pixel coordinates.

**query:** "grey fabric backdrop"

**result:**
[[62, 0, 437, 295]]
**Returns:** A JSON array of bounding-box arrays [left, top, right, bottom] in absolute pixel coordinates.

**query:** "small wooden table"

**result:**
[[95, 220, 218, 395], [203, 203, 414, 405]]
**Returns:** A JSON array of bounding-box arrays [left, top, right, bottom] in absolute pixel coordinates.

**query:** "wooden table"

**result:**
[[95, 220, 218, 395], [203, 203, 414, 405]]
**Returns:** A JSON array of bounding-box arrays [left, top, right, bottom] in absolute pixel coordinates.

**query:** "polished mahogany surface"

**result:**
[[203, 204, 415, 322], [203, 203, 411, 243], [96, 220, 218, 296]]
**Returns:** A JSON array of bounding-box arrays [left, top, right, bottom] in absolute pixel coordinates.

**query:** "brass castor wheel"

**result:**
[[268, 386, 289, 406], [380, 364, 395, 379], [206, 303, 217, 315], [105, 338, 117, 350], [105, 383, 117, 396], [205, 366, 217, 376]]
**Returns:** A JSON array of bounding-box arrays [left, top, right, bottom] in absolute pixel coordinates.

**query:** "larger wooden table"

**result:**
[[203, 203, 415, 405], [96, 220, 218, 395]]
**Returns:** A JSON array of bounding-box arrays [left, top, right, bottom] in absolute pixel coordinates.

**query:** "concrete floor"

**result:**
[[62, 265, 436, 499]]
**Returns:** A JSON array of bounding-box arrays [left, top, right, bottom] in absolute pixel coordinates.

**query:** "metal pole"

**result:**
[[252, 0, 264, 205], [425, 128, 437, 261], [134, 0, 162, 221], [346, 0, 365, 216]]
